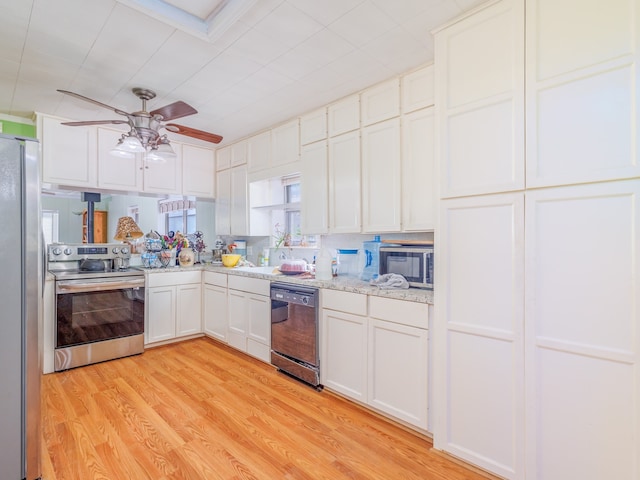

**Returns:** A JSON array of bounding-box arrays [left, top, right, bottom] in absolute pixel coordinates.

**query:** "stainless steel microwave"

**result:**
[[379, 245, 434, 289]]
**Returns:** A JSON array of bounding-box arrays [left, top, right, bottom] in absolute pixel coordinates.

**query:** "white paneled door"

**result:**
[[434, 192, 525, 479], [524, 180, 640, 480]]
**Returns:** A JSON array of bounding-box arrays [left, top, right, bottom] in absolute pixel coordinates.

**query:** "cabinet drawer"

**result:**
[[322, 289, 367, 316], [147, 270, 201, 287], [369, 296, 428, 329], [227, 275, 270, 296], [203, 271, 227, 287]]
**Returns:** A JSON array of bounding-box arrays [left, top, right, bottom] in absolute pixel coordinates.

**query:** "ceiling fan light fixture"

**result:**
[[110, 136, 136, 158], [120, 133, 145, 153]]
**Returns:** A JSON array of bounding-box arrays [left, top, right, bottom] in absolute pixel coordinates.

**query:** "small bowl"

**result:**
[[221, 254, 241, 267]]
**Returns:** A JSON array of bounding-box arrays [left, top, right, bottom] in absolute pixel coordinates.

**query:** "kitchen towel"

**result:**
[[369, 273, 409, 289]]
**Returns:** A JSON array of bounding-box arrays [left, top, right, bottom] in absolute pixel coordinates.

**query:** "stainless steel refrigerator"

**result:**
[[0, 134, 42, 480]]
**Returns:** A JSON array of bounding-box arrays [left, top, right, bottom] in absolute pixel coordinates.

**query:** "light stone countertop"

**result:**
[[141, 264, 433, 304]]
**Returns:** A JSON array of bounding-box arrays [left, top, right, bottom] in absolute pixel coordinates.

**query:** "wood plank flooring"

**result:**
[[42, 337, 492, 480]]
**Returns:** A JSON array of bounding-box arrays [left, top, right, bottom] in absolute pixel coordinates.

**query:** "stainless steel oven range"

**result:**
[[48, 243, 145, 371]]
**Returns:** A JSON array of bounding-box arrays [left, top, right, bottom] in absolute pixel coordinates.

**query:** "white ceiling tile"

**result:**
[[268, 48, 324, 80], [0, 2, 31, 63], [287, 0, 364, 26], [403, 1, 463, 39], [225, 27, 291, 65], [361, 26, 432, 73], [371, 0, 446, 25], [253, 2, 323, 48], [327, 1, 398, 48], [454, 0, 488, 12], [292, 28, 356, 66]]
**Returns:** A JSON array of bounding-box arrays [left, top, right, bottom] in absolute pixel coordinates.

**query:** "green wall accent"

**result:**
[[1, 120, 36, 138]]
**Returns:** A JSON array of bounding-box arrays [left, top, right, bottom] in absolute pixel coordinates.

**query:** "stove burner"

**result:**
[[79, 259, 106, 271]]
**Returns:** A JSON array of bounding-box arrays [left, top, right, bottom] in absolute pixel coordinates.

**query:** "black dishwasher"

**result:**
[[270, 283, 321, 388]]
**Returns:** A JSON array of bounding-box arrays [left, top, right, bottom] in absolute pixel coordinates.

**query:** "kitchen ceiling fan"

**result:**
[[57, 87, 223, 160]]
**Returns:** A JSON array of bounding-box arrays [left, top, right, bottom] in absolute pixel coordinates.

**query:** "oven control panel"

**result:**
[[48, 243, 131, 262]]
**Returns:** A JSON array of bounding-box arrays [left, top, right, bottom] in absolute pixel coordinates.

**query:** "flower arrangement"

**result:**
[[273, 223, 291, 249], [161, 231, 189, 251]]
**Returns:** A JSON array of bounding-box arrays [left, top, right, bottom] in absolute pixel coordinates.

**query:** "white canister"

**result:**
[[315, 249, 333, 280]]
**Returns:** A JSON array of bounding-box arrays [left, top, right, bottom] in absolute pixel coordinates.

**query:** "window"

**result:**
[[42, 210, 59, 245], [159, 198, 197, 234], [282, 176, 302, 245]]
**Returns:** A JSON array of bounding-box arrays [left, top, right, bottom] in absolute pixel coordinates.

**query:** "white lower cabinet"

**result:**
[[145, 271, 202, 345], [203, 271, 228, 342], [322, 289, 429, 430], [227, 276, 271, 362]]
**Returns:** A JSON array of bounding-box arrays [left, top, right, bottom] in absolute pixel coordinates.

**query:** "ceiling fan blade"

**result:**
[[61, 120, 131, 126], [165, 123, 223, 144], [150, 101, 197, 121], [57, 89, 132, 117]]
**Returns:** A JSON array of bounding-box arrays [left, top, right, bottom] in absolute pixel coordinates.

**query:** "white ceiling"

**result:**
[[0, 0, 483, 146]]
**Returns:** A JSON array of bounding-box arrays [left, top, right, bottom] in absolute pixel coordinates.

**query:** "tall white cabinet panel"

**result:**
[[361, 118, 401, 233], [143, 147, 182, 194], [215, 168, 231, 236], [525, 0, 640, 187], [182, 144, 215, 198], [435, 192, 524, 479], [97, 127, 143, 191], [435, 0, 524, 198], [146, 286, 176, 343], [300, 141, 329, 234], [328, 131, 361, 233], [203, 283, 228, 342], [524, 180, 640, 480], [230, 165, 248, 236], [39, 114, 97, 188], [176, 283, 202, 337], [230, 140, 247, 167], [402, 108, 436, 231]]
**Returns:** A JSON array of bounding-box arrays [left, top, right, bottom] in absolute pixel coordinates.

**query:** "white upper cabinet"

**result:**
[[230, 164, 248, 236], [97, 127, 142, 192], [182, 143, 215, 198], [328, 94, 360, 137], [271, 119, 300, 168], [215, 168, 231, 236], [402, 108, 436, 231], [246, 130, 271, 172], [142, 145, 182, 195], [525, 0, 640, 187], [328, 130, 361, 233], [435, 0, 525, 198], [38, 114, 97, 188], [402, 64, 435, 113], [300, 107, 327, 145], [230, 139, 247, 167], [361, 118, 401, 233], [360, 78, 400, 127], [216, 145, 231, 171], [300, 141, 329, 234]]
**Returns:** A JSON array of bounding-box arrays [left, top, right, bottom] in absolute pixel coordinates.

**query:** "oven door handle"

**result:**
[[56, 278, 145, 294]]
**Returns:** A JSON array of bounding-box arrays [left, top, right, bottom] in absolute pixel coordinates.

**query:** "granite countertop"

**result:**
[[141, 264, 433, 304]]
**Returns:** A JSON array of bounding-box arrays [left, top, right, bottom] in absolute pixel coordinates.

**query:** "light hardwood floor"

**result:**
[[42, 337, 492, 479]]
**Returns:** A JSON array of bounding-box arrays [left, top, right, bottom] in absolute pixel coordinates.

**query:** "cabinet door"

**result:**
[[271, 119, 300, 167], [176, 283, 202, 337], [97, 127, 143, 191], [300, 107, 327, 145], [246, 130, 271, 172], [247, 294, 270, 362], [360, 78, 400, 127], [524, 180, 640, 480], [525, 0, 640, 187], [321, 309, 367, 402], [182, 144, 215, 198], [361, 118, 401, 233], [328, 131, 361, 233], [300, 141, 329, 234], [435, 0, 524, 198], [215, 168, 231, 236], [146, 286, 176, 343], [230, 165, 248, 236], [434, 192, 525, 478], [328, 94, 360, 137], [227, 289, 247, 351], [40, 115, 97, 188], [402, 108, 436, 231], [216, 145, 231, 171], [230, 140, 247, 167], [203, 283, 228, 342], [402, 64, 434, 113], [143, 145, 182, 194], [368, 319, 428, 429]]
